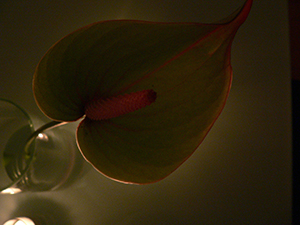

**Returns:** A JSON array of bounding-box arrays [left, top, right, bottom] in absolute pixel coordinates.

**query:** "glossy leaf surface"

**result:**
[[33, 0, 252, 184]]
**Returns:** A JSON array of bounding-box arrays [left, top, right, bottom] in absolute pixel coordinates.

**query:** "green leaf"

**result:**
[[33, 0, 252, 184]]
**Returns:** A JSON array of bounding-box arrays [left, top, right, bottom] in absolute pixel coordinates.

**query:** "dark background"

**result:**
[[289, 0, 300, 224]]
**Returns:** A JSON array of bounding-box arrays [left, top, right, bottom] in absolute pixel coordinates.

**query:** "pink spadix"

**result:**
[[85, 89, 157, 120]]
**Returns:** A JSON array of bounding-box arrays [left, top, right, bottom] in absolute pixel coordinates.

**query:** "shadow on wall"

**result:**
[[7, 197, 72, 225]]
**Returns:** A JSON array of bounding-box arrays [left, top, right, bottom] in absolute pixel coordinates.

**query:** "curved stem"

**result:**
[[25, 121, 68, 154], [6, 121, 69, 189], [25, 121, 68, 152]]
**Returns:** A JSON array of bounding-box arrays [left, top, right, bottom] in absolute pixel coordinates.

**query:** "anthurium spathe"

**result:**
[[33, 0, 252, 184]]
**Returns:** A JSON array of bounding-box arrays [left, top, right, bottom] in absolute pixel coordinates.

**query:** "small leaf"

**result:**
[[33, 0, 252, 184]]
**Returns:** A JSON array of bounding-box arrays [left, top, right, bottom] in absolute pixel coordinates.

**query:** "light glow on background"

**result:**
[[0, 188, 22, 195], [3, 217, 35, 225]]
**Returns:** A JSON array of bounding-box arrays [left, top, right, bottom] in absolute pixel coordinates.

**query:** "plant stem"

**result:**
[[6, 121, 69, 189], [25, 121, 68, 154]]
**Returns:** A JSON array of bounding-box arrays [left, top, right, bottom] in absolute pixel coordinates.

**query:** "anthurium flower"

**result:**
[[33, 0, 252, 184]]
